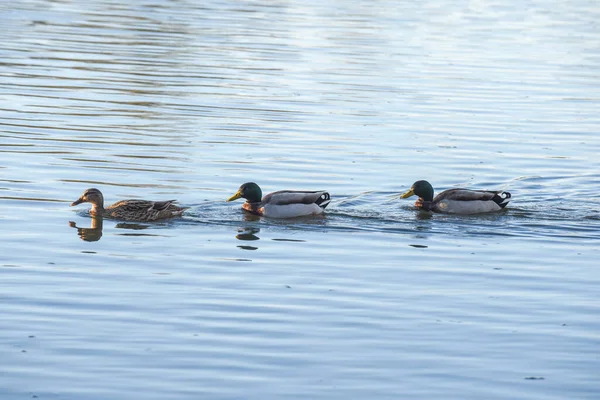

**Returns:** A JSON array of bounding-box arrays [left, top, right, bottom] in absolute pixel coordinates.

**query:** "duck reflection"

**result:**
[[69, 217, 157, 241], [242, 213, 261, 222], [236, 227, 260, 250], [115, 222, 150, 231], [69, 216, 103, 242], [415, 210, 433, 220]]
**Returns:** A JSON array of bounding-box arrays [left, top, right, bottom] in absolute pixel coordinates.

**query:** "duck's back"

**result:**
[[106, 199, 185, 221], [432, 189, 511, 214]]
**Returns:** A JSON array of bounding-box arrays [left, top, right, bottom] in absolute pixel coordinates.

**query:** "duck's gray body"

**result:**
[[421, 188, 511, 214]]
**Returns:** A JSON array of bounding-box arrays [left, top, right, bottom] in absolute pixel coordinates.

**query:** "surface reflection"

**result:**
[[69, 217, 103, 242], [242, 213, 261, 222], [115, 222, 150, 231], [415, 211, 433, 220], [236, 227, 260, 250]]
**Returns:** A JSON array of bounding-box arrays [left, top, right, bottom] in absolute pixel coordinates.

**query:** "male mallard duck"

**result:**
[[227, 182, 331, 218], [400, 180, 511, 214], [71, 188, 187, 221]]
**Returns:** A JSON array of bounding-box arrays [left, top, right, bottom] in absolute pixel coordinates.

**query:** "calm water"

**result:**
[[1, 0, 599, 399]]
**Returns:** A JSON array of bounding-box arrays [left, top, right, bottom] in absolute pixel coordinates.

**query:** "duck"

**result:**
[[71, 188, 187, 221], [227, 182, 331, 218], [400, 180, 511, 214]]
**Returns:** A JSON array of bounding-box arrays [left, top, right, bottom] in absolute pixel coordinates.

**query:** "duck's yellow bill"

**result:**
[[400, 189, 415, 199], [227, 191, 242, 202]]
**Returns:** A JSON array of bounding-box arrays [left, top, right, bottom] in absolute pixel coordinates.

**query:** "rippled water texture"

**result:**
[[1, 1, 599, 399]]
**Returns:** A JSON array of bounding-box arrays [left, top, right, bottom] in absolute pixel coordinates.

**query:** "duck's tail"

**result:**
[[316, 192, 331, 209], [493, 192, 511, 208]]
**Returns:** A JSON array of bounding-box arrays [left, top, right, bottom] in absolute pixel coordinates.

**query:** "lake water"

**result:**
[[1, 0, 599, 399]]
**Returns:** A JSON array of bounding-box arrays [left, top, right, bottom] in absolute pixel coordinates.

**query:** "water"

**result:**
[[1, 0, 599, 399]]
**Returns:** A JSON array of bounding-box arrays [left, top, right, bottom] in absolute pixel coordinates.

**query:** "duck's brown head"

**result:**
[[71, 188, 104, 207]]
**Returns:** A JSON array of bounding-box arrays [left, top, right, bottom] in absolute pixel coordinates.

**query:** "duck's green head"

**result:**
[[227, 182, 262, 203], [71, 188, 104, 207], [401, 180, 434, 202]]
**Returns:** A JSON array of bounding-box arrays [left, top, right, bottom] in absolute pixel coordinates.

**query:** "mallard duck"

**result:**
[[227, 182, 331, 218], [400, 180, 511, 214], [71, 188, 187, 221]]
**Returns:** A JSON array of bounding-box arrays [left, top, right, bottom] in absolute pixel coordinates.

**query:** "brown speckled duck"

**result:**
[[71, 188, 187, 221]]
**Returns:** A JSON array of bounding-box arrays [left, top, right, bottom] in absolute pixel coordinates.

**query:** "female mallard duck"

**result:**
[[227, 182, 331, 218], [400, 180, 511, 214], [71, 188, 187, 221]]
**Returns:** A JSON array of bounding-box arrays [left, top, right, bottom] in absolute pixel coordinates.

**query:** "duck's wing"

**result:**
[[108, 199, 155, 211], [150, 200, 177, 211], [107, 199, 185, 221], [435, 189, 501, 202], [108, 199, 178, 212], [263, 190, 331, 208]]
